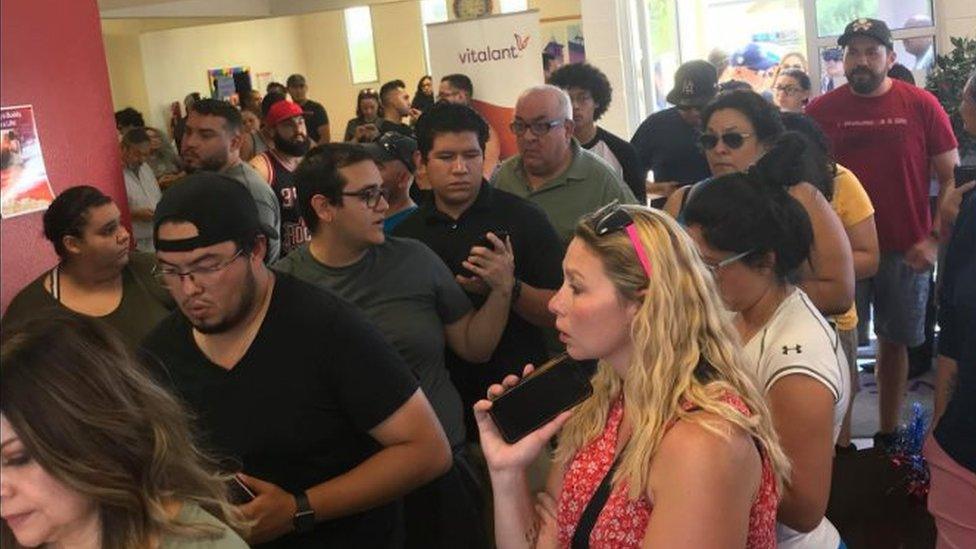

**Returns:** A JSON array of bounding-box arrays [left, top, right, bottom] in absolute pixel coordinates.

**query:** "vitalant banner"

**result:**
[[427, 10, 543, 159]]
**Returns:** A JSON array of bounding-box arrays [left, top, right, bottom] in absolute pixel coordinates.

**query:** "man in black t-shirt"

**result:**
[[286, 74, 330, 144], [379, 79, 417, 139], [549, 63, 647, 203], [141, 173, 450, 548], [630, 60, 716, 204], [394, 102, 564, 443]]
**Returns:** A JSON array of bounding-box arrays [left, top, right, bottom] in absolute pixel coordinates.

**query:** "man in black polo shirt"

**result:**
[[141, 173, 451, 548], [286, 74, 330, 144], [630, 60, 717, 205], [394, 102, 564, 441]]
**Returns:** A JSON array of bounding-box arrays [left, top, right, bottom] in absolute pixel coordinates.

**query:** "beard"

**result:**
[[846, 66, 885, 94], [182, 150, 228, 173], [273, 133, 310, 157], [189, 265, 257, 334]]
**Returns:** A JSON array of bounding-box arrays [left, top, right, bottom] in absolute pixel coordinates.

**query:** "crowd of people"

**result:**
[[2, 16, 974, 549]]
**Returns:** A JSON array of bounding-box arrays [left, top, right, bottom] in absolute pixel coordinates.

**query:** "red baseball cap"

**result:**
[[265, 100, 304, 127]]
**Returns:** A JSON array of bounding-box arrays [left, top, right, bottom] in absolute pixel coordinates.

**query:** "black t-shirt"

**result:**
[[935, 192, 976, 473], [582, 126, 647, 203], [630, 107, 710, 186], [393, 183, 564, 442], [300, 99, 329, 143], [141, 272, 418, 548], [378, 119, 415, 139]]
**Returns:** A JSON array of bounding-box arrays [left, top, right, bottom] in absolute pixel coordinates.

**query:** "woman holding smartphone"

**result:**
[[0, 315, 247, 548], [475, 205, 789, 548]]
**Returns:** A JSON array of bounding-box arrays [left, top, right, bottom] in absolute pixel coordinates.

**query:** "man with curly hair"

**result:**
[[549, 63, 646, 203]]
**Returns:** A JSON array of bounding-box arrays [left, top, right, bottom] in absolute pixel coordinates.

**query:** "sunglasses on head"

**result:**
[[590, 201, 653, 279], [698, 132, 753, 150]]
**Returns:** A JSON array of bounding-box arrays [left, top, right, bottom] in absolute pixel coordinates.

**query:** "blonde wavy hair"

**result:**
[[554, 206, 790, 499], [0, 314, 247, 548]]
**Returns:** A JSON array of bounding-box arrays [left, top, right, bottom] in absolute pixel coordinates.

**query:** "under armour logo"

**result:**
[[782, 344, 802, 355], [852, 19, 873, 31], [682, 79, 695, 95]]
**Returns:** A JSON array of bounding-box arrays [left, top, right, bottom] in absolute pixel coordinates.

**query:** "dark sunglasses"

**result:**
[[590, 201, 653, 279], [698, 132, 753, 150]]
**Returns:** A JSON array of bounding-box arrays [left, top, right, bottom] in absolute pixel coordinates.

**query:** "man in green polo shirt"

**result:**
[[491, 85, 637, 244]]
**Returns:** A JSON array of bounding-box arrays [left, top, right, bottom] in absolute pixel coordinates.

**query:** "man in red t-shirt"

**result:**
[[807, 18, 959, 446]]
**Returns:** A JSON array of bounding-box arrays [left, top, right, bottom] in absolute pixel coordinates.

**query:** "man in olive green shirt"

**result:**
[[491, 85, 637, 244]]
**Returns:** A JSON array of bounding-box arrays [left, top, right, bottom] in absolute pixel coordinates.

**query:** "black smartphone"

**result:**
[[488, 353, 595, 444], [227, 475, 256, 504], [477, 230, 510, 249], [955, 165, 976, 188], [460, 230, 511, 277]]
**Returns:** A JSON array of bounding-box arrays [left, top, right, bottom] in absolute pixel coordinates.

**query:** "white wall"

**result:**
[[937, 0, 976, 51], [139, 17, 308, 129]]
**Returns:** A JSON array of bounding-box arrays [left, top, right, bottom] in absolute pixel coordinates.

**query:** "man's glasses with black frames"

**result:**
[[342, 185, 389, 209]]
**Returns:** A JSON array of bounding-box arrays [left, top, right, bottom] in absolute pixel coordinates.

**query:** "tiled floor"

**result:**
[[849, 349, 936, 449]]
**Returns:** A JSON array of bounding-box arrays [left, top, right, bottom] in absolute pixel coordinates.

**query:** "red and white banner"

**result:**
[[427, 10, 543, 159]]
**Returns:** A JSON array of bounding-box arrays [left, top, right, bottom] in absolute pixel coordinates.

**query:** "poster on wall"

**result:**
[[541, 17, 585, 70], [1, 105, 55, 219], [427, 10, 543, 159]]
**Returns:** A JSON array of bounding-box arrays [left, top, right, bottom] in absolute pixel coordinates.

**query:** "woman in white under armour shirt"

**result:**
[[683, 136, 851, 549]]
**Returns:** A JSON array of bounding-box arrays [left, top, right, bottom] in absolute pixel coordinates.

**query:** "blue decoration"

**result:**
[[887, 402, 930, 500]]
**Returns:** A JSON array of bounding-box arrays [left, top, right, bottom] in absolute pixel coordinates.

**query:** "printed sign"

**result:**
[[427, 10, 543, 159], [1, 105, 55, 219]]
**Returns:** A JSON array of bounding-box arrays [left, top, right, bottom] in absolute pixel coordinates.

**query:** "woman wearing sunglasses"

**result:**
[[475, 204, 789, 548], [664, 90, 854, 317], [683, 141, 852, 549]]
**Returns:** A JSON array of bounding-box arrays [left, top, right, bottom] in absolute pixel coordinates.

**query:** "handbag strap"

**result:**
[[570, 452, 623, 549]]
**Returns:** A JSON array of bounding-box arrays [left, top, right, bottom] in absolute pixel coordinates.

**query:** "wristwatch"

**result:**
[[511, 278, 523, 304], [293, 491, 315, 534]]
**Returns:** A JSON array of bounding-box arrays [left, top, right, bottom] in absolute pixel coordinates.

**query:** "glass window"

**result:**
[[344, 6, 379, 84], [815, 0, 933, 37], [499, 0, 529, 13], [644, 0, 680, 112], [817, 35, 935, 92], [421, 0, 449, 72]]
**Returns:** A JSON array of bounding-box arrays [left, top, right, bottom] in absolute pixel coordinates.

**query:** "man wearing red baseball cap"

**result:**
[[250, 99, 312, 257]]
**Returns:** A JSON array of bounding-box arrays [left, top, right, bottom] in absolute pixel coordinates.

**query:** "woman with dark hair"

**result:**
[[3, 186, 172, 349], [926, 70, 976, 548], [343, 88, 384, 143], [411, 75, 434, 113], [664, 90, 854, 317], [0, 314, 248, 548], [684, 139, 851, 548], [773, 68, 812, 113], [781, 112, 879, 451]]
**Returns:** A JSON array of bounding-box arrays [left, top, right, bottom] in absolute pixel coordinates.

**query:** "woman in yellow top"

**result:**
[[782, 112, 880, 450]]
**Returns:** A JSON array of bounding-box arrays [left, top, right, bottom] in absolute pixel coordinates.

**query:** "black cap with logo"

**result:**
[[363, 132, 418, 174], [838, 18, 894, 49], [667, 60, 719, 108], [153, 173, 268, 252]]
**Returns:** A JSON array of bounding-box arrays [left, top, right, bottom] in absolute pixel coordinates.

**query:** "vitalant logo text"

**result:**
[[458, 33, 531, 64]]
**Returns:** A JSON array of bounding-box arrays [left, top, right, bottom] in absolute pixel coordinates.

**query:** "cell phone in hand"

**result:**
[[954, 165, 976, 188], [488, 353, 595, 444], [227, 475, 256, 504], [460, 230, 511, 278]]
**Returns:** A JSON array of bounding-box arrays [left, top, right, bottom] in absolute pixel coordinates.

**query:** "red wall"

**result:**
[[1, 0, 128, 314]]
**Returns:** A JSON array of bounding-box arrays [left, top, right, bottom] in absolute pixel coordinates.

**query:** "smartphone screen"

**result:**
[[954, 165, 976, 188], [488, 354, 595, 444], [227, 475, 256, 504]]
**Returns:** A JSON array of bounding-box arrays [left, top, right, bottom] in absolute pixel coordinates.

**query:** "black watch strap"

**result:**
[[293, 491, 315, 534]]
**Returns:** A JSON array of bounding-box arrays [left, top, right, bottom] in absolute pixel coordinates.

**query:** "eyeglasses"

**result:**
[[342, 185, 389, 209], [152, 248, 245, 287], [677, 105, 701, 112], [702, 249, 753, 274], [698, 132, 754, 151], [509, 119, 565, 137], [590, 201, 653, 279], [774, 85, 802, 95]]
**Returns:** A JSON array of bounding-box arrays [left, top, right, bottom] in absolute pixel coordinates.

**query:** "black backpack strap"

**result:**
[[570, 453, 623, 549]]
